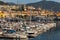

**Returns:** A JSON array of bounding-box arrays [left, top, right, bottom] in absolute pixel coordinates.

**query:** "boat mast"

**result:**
[[30, 9, 32, 24]]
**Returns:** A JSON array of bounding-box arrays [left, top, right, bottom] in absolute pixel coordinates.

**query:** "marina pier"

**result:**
[[0, 17, 56, 40]]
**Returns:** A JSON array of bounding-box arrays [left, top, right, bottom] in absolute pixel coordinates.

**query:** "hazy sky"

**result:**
[[0, 0, 60, 4]]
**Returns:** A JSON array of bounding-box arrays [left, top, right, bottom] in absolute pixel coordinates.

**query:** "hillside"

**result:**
[[27, 1, 60, 12], [0, 1, 60, 12], [0, 1, 15, 5]]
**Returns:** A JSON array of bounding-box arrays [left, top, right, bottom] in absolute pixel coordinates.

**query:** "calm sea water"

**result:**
[[30, 21, 60, 40], [30, 28, 60, 40]]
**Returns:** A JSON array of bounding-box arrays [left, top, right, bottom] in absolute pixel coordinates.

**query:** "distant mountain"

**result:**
[[6, 2, 16, 5], [0, 1, 60, 12], [0, 1, 16, 5], [27, 1, 60, 12], [0, 1, 7, 5]]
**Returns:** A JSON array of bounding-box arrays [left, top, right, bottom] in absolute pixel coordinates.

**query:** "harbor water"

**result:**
[[0, 28, 57, 40], [30, 28, 60, 40], [30, 21, 60, 40], [0, 21, 59, 40], [0, 28, 60, 40]]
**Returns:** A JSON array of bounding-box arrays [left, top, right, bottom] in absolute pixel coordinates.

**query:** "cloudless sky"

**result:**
[[0, 0, 60, 4]]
